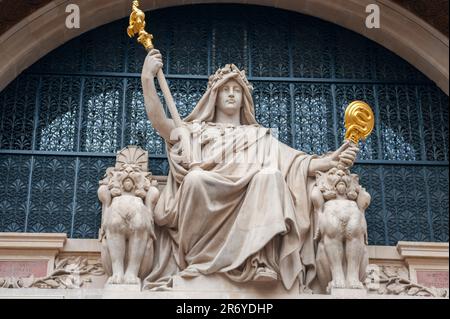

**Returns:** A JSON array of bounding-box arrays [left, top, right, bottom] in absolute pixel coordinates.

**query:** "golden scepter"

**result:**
[[341, 100, 375, 167], [127, 0, 183, 127]]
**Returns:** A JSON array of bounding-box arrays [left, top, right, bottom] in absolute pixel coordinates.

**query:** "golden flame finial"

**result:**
[[127, 0, 153, 50], [344, 101, 375, 144]]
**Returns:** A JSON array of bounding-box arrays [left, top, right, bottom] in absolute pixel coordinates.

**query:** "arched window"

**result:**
[[0, 5, 448, 244]]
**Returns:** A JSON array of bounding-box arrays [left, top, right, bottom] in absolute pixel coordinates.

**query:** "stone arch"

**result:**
[[0, 0, 448, 94]]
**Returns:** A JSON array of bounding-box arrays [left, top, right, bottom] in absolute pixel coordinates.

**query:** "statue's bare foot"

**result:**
[[123, 273, 140, 285], [347, 279, 364, 289], [107, 273, 124, 284], [254, 266, 278, 282]]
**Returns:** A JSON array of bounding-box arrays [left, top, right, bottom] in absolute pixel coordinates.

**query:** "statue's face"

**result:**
[[326, 167, 349, 195], [123, 177, 134, 192], [216, 79, 243, 116]]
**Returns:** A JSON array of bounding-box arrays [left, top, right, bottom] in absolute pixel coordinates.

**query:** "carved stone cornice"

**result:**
[[397, 241, 449, 260], [0, 233, 66, 251]]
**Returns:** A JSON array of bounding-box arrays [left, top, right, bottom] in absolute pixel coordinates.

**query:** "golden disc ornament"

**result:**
[[344, 101, 375, 144]]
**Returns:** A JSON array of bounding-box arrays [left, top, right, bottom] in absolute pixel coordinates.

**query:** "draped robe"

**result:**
[[143, 65, 318, 291], [143, 122, 317, 291]]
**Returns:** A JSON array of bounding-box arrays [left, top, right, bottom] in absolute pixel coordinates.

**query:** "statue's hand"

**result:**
[[142, 49, 163, 79], [330, 140, 359, 168]]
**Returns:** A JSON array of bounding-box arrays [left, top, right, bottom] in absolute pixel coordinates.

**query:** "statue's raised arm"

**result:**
[[141, 50, 176, 142], [128, 0, 186, 146], [141, 51, 193, 165]]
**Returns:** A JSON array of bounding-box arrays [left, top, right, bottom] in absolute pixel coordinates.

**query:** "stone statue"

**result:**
[[98, 146, 159, 285], [140, 49, 360, 293], [312, 165, 370, 293]]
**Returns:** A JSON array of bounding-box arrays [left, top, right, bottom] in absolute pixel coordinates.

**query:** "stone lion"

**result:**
[[312, 166, 370, 293], [98, 158, 159, 285]]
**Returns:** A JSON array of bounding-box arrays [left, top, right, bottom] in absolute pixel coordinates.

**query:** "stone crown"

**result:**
[[207, 64, 253, 93]]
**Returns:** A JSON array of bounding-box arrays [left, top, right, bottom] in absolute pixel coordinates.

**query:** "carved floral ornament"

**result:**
[[364, 264, 448, 298], [0, 257, 104, 289]]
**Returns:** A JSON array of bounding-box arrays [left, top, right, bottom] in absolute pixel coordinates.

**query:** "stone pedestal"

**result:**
[[1, 287, 446, 299], [330, 287, 367, 299], [0, 235, 447, 298], [172, 274, 299, 297], [103, 283, 142, 298]]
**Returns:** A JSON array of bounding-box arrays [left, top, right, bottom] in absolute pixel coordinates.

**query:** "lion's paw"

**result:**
[[347, 279, 364, 289], [123, 273, 140, 285], [107, 273, 124, 285], [330, 278, 346, 289]]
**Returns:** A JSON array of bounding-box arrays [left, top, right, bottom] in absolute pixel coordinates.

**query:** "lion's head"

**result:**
[[315, 167, 360, 200]]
